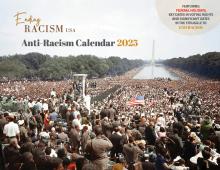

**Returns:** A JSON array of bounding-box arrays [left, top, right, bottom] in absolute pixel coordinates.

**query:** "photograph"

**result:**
[[0, 0, 220, 170]]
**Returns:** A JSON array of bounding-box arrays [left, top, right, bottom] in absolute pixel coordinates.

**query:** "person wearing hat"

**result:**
[[170, 157, 189, 170], [18, 120, 28, 143]]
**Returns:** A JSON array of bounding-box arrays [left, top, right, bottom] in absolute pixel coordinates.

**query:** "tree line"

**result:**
[[0, 53, 144, 80], [163, 52, 220, 79]]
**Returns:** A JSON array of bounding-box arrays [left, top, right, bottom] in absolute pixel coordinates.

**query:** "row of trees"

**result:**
[[163, 52, 220, 79], [0, 53, 144, 80]]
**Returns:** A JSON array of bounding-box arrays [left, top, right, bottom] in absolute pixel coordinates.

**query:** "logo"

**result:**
[[14, 11, 75, 33]]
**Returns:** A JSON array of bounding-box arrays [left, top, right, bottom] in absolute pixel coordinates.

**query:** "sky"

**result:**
[[0, 0, 220, 60]]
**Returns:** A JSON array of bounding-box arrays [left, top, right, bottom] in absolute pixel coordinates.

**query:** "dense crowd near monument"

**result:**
[[0, 68, 220, 170]]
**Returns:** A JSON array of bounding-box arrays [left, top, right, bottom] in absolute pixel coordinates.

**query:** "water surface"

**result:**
[[133, 65, 179, 80]]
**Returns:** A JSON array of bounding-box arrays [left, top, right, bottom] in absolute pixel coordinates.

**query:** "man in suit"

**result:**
[[109, 127, 125, 160]]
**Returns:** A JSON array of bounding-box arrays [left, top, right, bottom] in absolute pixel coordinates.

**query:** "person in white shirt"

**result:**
[[42, 99, 49, 111], [35, 99, 43, 112], [3, 115, 20, 139], [28, 100, 34, 109], [156, 113, 166, 128], [39, 129, 50, 140], [3, 115, 20, 148], [50, 88, 56, 97], [72, 114, 82, 130], [84, 94, 91, 115], [73, 110, 80, 119]]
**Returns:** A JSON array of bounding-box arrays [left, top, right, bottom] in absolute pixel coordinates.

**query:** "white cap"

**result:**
[[18, 120, 24, 125], [104, 117, 108, 121], [174, 156, 182, 162]]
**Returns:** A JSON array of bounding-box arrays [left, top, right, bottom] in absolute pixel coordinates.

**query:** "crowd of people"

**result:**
[[0, 68, 220, 170]]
